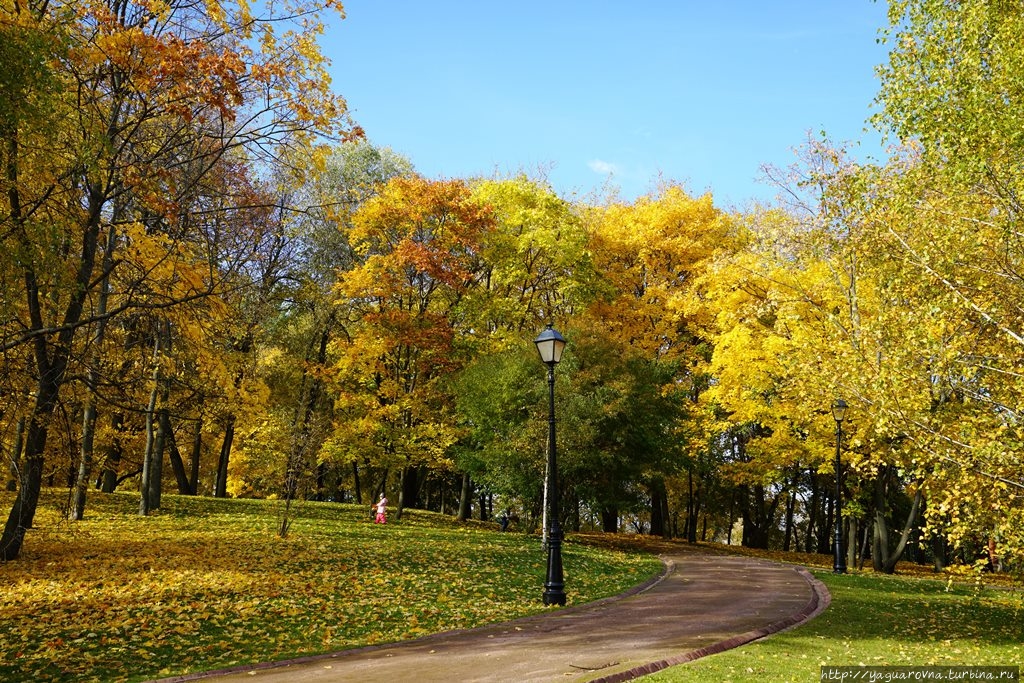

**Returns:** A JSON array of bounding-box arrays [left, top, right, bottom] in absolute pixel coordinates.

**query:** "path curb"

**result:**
[[588, 566, 831, 683]]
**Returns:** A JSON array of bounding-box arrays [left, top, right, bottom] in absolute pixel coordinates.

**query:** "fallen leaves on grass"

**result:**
[[0, 490, 660, 683]]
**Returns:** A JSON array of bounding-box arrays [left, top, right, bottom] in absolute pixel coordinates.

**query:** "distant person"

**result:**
[[986, 537, 1001, 572], [374, 494, 388, 524], [499, 510, 510, 532]]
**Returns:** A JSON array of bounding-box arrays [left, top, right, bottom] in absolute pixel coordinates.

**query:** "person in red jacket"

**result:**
[[374, 494, 388, 524]]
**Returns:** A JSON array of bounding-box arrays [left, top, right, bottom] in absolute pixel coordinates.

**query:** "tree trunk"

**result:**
[[100, 413, 124, 493], [72, 221, 118, 521], [872, 513, 889, 572], [601, 506, 618, 533], [649, 478, 667, 537], [374, 470, 389, 501], [846, 516, 857, 569], [871, 468, 891, 572], [726, 489, 735, 545], [152, 404, 168, 509], [569, 492, 581, 532], [2, 418, 46, 560], [283, 445, 301, 503], [740, 484, 778, 549], [740, 493, 767, 548], [5, 416, 26, 492], [399, 465, 423, 514], [214, 417, 235, 498], [140, 340, 162, 516], [859, 521, 871, 570], [818, 477, 833, 554], [686, 469, 699, 543], [1, 370, 65, 560], [932, 535, 948, 571], [167, 418, 194, 495], [783, 472, 797, 551], [314, 462, 327, 501], [805, 470, 820, 553], [1, 167, 104, 560], [189, 418, 202, 494], [351, 461, 362, 504], [457, 473, 471, 521], [72, 400, 98, 520], [878, 487, 923, 574]]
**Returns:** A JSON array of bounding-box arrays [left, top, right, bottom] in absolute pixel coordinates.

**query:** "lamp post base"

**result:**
[[543, 587, 566, 606], [543, 530, 566, 606], [833, 539, 846, 574]]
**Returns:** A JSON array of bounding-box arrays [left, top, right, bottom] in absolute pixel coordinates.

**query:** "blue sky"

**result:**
[[321, 1, 892, 209]]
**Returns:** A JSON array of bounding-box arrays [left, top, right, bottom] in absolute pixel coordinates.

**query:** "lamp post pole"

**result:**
[[832, 398, 848, 574], [543, 360, 565, 605], [534, 324, 567, 606]]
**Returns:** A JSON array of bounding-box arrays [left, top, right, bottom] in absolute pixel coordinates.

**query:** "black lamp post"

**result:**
[[534, 323, 567, 606], [831, 398, 848, 574]]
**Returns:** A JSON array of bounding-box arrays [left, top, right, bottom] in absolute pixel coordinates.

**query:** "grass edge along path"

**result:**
[[639, 561, 1023, 682], [0, 489, 662, 683]]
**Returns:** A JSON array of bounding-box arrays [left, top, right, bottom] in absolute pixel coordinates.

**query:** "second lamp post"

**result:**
[[831, 398, 848, 574], [534, 323, 567, 606]]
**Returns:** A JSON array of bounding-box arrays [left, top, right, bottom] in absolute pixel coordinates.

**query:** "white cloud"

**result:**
[[588, 159, 620, 176]]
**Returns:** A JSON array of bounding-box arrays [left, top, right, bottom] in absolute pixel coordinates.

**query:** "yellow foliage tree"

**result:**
[[582, 184, 735, 537]]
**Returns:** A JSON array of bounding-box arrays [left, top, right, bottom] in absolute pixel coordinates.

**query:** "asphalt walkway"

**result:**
[[156, 545, 829, 683]]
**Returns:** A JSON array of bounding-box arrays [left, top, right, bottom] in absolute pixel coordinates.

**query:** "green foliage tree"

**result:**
[[556, 330, 686, 533], [450, 348, 546, 525]]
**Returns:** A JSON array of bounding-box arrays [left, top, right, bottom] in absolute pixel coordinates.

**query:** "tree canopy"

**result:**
[[1, 0, 1020, 574]]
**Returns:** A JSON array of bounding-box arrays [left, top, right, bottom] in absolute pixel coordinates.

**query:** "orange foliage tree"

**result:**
[[328, 177, 494, 517]]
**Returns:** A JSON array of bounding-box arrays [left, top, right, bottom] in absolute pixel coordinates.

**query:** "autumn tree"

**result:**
[[330, 176, 493, 518], [445, 176, 594, 519], [246, 143, 414, 524], [582, 185, 732, 535], [695, 145, 927, 554], [467, 176, 594, 338], [0, 0, 358, 559], [870, 0, 1024, 564], [694, 125, 1023, 566]]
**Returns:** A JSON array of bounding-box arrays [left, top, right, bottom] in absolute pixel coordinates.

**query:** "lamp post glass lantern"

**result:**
[[534, 323, 566, 606], [831, 398, 848, 574], [533, 324, 566, 365]]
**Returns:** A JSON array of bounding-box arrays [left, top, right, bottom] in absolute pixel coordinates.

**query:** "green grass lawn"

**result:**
[[642, 567, 1024, 682], [0, 489, 661, 683]]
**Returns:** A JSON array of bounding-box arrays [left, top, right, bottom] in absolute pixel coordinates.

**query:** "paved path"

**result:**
[[156, 546, 829, 683]]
